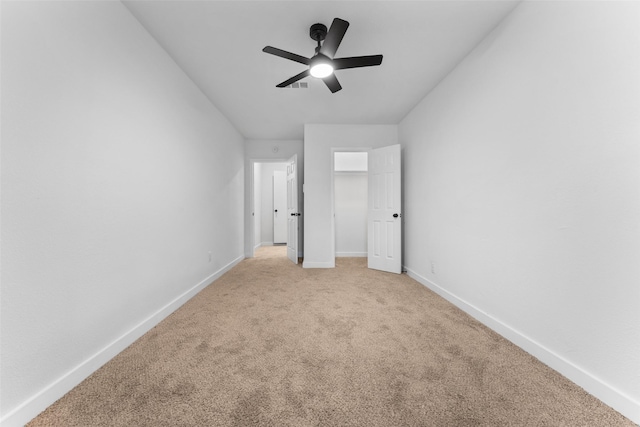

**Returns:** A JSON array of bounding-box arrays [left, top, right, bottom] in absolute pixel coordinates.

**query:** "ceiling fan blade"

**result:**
[[333, 55, 383, 70], [263, 46, 310, 65], [322, 74, 342, 93], [319, 18, 349, 59], [276, 70, 311, 88]]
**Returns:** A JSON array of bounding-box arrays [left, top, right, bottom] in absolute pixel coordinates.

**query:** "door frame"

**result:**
[[248, 158, 290, 258], [330, 147, 371, 264]]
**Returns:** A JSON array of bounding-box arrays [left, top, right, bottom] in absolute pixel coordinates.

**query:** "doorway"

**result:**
[[333, 151, 368, 258], [253, 161, 288, 257], [330, 145, 402, 274]]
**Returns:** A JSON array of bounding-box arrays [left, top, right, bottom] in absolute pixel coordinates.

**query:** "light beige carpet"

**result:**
[[29, 247, 634, 426]]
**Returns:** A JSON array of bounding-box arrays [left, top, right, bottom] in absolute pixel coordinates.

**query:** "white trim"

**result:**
[[1, 255, 244, 427], [404, 265, 640, 425], [302, 260, 335, 268], [336, 252, 367, 257]]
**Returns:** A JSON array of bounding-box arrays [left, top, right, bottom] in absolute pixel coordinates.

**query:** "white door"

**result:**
[[286, 154, 299, 264], [273, 171, 287, 244], [368, 144, 402, 274]]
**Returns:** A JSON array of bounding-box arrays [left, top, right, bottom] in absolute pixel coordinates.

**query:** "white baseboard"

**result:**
[[335, 251, 367, 257], [1, 254, 244, 427], [404, 266, 640, 425], [302, 260, 335, 268]]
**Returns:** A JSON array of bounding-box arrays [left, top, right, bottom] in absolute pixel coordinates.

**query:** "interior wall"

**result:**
[[244, 140, 304, 257], [334, 172, 368, 257], [399, 1, 640, 422], [0, 2, 245, 425], [303, 125, 397, 268], [259, 163, 287, 245]]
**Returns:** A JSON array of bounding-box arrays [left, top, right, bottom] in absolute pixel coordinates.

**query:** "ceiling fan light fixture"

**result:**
[[310, 63, 334, 78], [309, 55, 333, 78]]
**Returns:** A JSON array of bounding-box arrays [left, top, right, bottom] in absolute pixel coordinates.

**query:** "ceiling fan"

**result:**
[[262, 18, 383, 93]]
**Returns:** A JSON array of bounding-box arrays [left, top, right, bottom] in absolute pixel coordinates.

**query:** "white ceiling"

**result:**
[[123, 1, 520, 140]]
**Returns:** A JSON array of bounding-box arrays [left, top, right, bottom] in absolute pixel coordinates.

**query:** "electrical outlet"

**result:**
[[208, 251, 212, 262], [431, 261, 436, 274]]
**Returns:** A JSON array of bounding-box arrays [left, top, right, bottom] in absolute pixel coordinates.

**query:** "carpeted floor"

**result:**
[[29, 246, 634, 426]]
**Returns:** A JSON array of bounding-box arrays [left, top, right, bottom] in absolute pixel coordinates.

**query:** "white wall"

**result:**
[[0, 2, 245, 426], [259, 163, 287, 245], [399, 1, 640, 423], [335, 173, 368, 257], [303, 125, 397, 267], [244, 140, 304, 257], [334, 152, 368, 172]]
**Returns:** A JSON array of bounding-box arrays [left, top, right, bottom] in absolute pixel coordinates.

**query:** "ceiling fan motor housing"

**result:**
[[309, 23, 327, 42]]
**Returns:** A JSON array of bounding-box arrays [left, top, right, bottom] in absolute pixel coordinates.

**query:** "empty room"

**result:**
[[1, 1, 638, 426]]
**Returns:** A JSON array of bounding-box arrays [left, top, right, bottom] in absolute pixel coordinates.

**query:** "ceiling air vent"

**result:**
[[288, 82, 309, 89]]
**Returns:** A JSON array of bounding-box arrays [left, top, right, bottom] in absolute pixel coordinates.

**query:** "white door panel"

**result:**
[[368, 144, 402, 274], [273, 171, 287, 244], [287, 154, 299, 264]]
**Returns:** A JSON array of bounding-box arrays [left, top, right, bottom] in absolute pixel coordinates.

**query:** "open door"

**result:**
[[368, 144, 402, 274], [286, 154, 299, 264]]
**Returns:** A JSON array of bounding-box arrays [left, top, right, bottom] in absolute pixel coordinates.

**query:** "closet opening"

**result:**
[[332, 151, 368, 259]]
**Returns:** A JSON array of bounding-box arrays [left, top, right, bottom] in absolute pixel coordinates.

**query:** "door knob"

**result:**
[[393, 213, 399, 218], [274, 210, 278, 212]]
